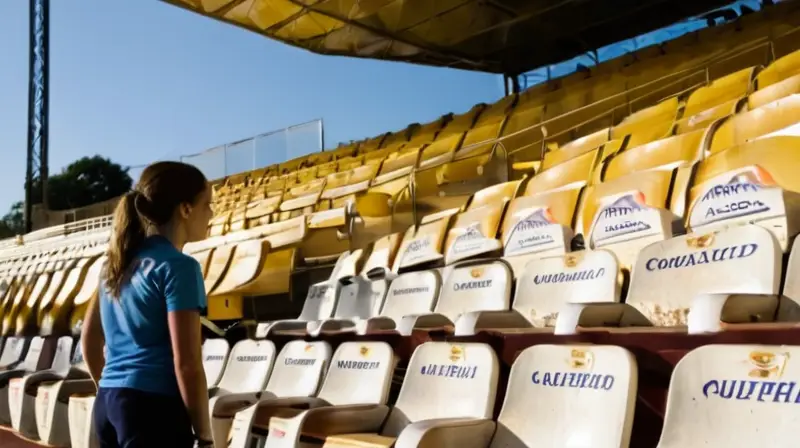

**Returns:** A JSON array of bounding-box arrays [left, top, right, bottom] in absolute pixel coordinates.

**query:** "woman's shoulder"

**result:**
[[139, 242, 202, 280]]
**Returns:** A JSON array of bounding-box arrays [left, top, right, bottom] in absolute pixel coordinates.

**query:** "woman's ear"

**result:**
[[180, 202, 193, 219]]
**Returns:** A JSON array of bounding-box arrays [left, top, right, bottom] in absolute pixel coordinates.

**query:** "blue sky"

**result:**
[[0, 1, 503, 213]]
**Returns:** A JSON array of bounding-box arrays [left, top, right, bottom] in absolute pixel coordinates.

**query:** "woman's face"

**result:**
[[184, 185, 213, 243]]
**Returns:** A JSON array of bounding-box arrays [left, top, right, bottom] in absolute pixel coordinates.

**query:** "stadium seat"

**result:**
[[67, 394, 96, 448], [502, 146, 607, 273], [0, 338, 29, 371], [323, 342, 497, 448], [9, 335, 73, 438], [40, 250, 106, 337], [399, 259, 513, 336], [256, 341, 396, 448], [657, 344, 800, 447], [688, 136, 800, 252], [208, 339, 278, 444], [749, 72, 800, 109], [582, 129, 706, 267], [609, 97, 678, 148], [0, 336, 56, 425], [203, 338, 231, 389], [708, 94, 800, 154], [34, 344, 95, 447], [254, 251, 362, 338], [755, 48, 800, 89], [681, 67, 756, 119], [219, 340, 332, 448], [305, 234, 402, 335], [491, 345, 637, 447]]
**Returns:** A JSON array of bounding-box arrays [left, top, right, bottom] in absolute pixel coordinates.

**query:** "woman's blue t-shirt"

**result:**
[[98, 235, 206, 396]]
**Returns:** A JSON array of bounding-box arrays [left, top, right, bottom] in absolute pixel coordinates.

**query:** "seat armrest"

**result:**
[[301, 404, 390, 437], [57, 379, 97, 401], [453, 310, 533, 336], [394, 417, 495, 448], [0, 369, 28, 388], [397, 313, 454, 336], [688, 292, 778, 334], [553, 302, 652, 336]]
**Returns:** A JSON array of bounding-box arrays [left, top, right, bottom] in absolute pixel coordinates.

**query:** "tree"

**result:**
[[43, 156, 133, 211], [0, 202, 24, 238], [0, 155, 132, 238]]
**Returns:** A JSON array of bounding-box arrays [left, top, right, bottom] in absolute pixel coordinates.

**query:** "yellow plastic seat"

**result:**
[[709, 94, 800, 154], [502, 147, 606, 265], [610, 97, 678, 148], [749, 72, 800, 110], [682, 67, 756, 118], [756, 48, 800, 89], [581, 130, 706, 268]]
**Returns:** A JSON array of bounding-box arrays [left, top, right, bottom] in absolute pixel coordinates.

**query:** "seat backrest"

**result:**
[[542, 128, 610, 171], [0, 337, 26, 366], [19, 336, 46, 371], [434, 260, 513, 321], [687, 137, 800, 252], [658, 344, 800, 447], [50, 336, 74, 373], [626, 225, 780, 327], [384, 342, 498, 436], [316, 342, 395, 406], [215, 339, 276, 394], [709, 94, 800, 154], [377, 270, 441, 321], [756, 48, 800, 89], [202, 338, 230, 388], [511, 250, 620, 327], [264, 340, 332, 398], [502, 149, 602, 259], [492, 345, 636, 447], [683, 67, 755, 118]]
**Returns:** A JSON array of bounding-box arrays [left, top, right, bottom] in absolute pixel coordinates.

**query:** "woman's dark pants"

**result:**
[[93, 387, 194, 447]]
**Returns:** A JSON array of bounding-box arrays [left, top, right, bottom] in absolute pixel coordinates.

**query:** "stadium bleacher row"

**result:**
[[4, 2, 800, 446]]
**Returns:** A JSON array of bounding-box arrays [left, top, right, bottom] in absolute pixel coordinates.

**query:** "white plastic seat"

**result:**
[[203, 338, 230, 388], [225, 340, 332, 448], [208, 339, 277, 444], [491, 344, 637, 448], [68, 394, 97, 448], [0, 337, 29, 370], [324, 342, 498, 448], [260, 341, 396, 448], [254, 251, 361, 338], [399, 259, 513, 336], [0, 336, 51, 425], [35, 344, 95, 447], [658, 344, 800, 447], [457, 249, 622, 336], [555, 224, 781, 334], [9, 335, 73, 438], [306, 235, 401, 336], [351, 270, 441, 335]]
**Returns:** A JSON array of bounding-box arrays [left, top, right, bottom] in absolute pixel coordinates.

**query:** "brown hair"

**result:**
[[105, 161, 207, 297]]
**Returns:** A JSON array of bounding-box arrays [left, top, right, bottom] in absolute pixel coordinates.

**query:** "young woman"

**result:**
[[81, 161, 215, 447]]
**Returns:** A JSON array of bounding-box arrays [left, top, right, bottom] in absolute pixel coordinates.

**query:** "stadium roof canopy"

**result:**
[[163, 0, 735, 74]]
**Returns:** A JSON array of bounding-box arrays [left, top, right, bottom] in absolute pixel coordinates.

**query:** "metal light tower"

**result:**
[[25, 0, 50, 233]]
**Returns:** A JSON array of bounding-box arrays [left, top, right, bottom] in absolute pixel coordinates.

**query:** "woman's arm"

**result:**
[[168, 309, 212, 442], [163, 257, 213, 443], [80, 290, 105, 386]]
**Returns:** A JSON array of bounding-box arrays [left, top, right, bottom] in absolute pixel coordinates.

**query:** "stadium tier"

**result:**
[[6, 2, 800, 447]]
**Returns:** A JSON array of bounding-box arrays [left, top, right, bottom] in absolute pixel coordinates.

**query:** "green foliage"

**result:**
[[45, 156, 133, 211], [0, 156, 133, 238]]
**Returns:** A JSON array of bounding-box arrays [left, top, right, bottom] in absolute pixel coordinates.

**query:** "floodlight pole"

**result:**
[[25, 0, 50, 233]]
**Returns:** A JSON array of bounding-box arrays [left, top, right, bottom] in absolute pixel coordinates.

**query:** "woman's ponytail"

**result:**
[[102, 161, 208, 298], [104, 191, 146, 298]]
